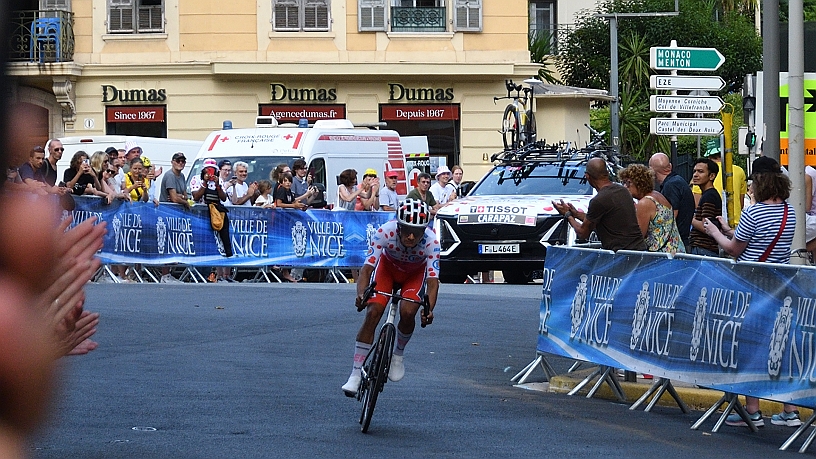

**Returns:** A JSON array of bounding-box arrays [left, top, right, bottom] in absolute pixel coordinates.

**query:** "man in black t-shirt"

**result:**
[[688, 158, 721, 257], [553, 158, 646, 252]]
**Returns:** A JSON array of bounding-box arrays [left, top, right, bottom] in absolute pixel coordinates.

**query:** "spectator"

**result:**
[[217, 160, 232, 206], [226, 161, 258, 206], [291, 159, 313, 204], [688, 158, 721, 257], [552, 157, 647, 252], [17, 146, 49, 196], [122, 140, 142, 173], [430, 165, 456, 205], [406, 172, 441, 216], [142, 156, 161, 207], [379, 170, 400, 211], [706, 156, 801, 428], [105, 146, 125, 192], [337, 168, 363, 211], [157, 152, 190, 284], [89, 151, 116, 203], [116, 148, 127, 180], [619, 164, 684, 254], [269, 163, 291, 191], [804, 166, 816, 261], [63, 151, 108, 199], [692, 138, 748, 222], [43, 139, 65, 187], [649, 152, 695, 249], [192, 159, 233, 261], [89, 150, 107, 177], [123, 157, 150, 202], [275, 172, 306, 210], [451, 164, 465, 197], [355, 168, 380, 211], [254, 180, 276, 208]]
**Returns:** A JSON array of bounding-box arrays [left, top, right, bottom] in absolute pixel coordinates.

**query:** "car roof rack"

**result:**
[[490, 141, 619, 167]]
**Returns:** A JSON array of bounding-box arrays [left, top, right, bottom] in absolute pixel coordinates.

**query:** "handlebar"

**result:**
[[358, 281, 432, 327]]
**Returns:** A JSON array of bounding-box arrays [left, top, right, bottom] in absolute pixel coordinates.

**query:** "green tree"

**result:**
[[558, 0, 762, 160], [528, 30, 561, 84]]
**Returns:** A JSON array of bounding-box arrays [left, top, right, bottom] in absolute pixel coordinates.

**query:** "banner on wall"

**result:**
[[70, 197, 391, 267], [539, 246, 816, 408]]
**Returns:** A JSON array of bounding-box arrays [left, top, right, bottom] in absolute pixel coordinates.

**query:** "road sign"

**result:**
[[649, 95, 724, 113], [649, 75, 726, 91], [649, 118, 724, 136], [649, 47, 725, 71]]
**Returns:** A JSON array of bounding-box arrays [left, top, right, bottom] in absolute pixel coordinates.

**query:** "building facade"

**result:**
[[8, 0, 577, 178]]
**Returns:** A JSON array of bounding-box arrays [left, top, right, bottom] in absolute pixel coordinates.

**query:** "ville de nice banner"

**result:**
[[539, 246, 816, 409], [66, 196, 393, 268]]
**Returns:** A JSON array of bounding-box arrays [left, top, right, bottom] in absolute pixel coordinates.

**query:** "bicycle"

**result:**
[[495, 79, 537, 151], [355, 280, 431, 433]]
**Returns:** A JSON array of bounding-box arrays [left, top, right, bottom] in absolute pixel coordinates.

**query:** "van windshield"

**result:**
[[186, 156, 302, 189]]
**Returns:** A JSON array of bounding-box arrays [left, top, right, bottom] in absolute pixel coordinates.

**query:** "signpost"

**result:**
[[649, 118, 724, 136], [649, 75, 726, 91], [649, 95, 724, 113], [649, 46, 725, 71]]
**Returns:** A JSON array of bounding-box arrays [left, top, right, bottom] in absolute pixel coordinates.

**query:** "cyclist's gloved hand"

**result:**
[[421, 309, 434, 327], [355, 295, 366, 312]]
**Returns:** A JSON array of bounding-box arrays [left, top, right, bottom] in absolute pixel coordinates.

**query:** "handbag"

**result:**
[[209, 203, 225, 231]]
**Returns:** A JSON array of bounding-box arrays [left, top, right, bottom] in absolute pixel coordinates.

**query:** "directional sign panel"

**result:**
[[649, 47, 725, 71], [649, 118, 724, 136], [649, 95, 724, 113], [649, 75, 726, 91]]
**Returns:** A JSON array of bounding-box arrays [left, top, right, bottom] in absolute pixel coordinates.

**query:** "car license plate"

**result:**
[[479, 244, 520, 254]]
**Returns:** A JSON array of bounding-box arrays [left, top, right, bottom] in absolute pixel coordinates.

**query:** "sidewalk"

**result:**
[[520, 367, 814, 419]]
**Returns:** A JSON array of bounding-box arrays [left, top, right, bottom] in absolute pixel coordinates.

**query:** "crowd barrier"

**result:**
[[68, 196, 392, 267], [538, 245, 816, 410]]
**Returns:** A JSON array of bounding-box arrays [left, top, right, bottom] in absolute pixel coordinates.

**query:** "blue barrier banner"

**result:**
[[539, 246, 816, 408], [69, 197, 391, 267]]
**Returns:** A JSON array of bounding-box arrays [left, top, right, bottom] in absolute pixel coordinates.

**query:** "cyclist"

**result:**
[[342, 199, 440, 397]]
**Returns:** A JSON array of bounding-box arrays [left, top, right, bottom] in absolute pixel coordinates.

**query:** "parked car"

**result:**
[[434, 142, 618, 284]]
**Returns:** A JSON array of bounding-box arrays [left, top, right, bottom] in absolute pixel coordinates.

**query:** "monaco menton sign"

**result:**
[[649, 46, 725, 71]]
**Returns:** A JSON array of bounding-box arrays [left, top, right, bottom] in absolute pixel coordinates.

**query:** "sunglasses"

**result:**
[[53, 147, 64, 152], [400, 225, 425, 238], [104, 169, 115, 174], [175, 158, 187, 163]]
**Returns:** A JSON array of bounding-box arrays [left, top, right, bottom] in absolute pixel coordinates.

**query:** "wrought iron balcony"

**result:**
[[8, 10, 75, 63], [390, 7, 446, 33]]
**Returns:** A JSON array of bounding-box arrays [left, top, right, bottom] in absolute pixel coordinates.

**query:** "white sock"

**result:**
[[394, 331, 412, 357], [352, 341, 371, 374]]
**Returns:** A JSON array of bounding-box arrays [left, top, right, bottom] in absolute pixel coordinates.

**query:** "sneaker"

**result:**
[[771, 410, 802, 427], [160, 274, 183, 284], [725, 409, 764, 427], [388, 355, 405, 382], [342, 373, 361, 397]]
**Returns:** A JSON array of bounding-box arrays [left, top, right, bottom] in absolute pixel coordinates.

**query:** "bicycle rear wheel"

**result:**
[[502, 105, 521, 151], [360, 324, 395, 433], [523, 110, 537, 146]]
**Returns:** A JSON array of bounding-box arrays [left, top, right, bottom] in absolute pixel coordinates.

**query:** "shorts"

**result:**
[[367, 256, 427, 307], [807, 213, 816, 242]]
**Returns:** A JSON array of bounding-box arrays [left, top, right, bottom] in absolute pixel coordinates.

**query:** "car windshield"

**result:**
[[470, 163, 593, 196], [186, 155, 301, 188]]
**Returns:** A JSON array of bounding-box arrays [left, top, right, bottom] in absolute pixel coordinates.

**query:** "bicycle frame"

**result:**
[[495, 79, 536, 151]]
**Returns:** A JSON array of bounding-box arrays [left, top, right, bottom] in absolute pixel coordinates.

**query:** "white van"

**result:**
[[188, 117, 416, 207], [55, 135, 203, 183]]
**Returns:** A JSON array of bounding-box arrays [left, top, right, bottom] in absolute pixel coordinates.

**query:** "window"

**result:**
[[453, 0, 481, 32], [42, 0, 71, 10], [274, 0, 330, 32], [108, 0, 164, 34], [529, 1, 555, 36], [359, 0, 386, 31]]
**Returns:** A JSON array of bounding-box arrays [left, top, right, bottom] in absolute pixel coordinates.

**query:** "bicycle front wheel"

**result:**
[[360, 325, 394, 433], [502, 105, 522, 151]]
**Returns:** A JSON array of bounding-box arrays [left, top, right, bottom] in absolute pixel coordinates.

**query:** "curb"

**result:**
[[545, 369, 814, 418]]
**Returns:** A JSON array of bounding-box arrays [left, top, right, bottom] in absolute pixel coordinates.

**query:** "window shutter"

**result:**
[[137, 2, 164, 32], [109, 0, 134, 33], [273, 0, 300, 31], [454, 0, 481, 32], [304, 0, 330, 31], [43, 0, 70, 10], [359, 0, 386, 32]]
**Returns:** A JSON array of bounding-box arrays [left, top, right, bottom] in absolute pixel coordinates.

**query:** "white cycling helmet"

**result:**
[[397, 199, 430, 228]]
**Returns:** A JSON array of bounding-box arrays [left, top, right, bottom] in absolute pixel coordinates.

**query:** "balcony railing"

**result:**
[[390, 7, 446, 33], [8, 10, 75, 63]]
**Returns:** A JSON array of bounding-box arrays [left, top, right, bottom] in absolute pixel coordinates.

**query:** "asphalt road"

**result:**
[[31, 282, 805, 458]]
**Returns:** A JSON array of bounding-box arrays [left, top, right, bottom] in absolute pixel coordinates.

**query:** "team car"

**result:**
[[434, 142, 620, 284]]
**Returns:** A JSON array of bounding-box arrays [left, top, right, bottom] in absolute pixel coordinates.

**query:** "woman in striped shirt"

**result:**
[[705, 156, 800, 428]]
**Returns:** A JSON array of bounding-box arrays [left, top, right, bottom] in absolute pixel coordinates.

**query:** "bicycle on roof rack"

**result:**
[[495, 79, 537, 151]]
